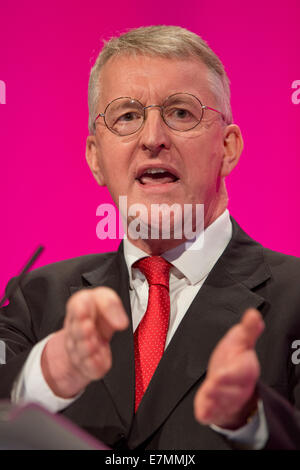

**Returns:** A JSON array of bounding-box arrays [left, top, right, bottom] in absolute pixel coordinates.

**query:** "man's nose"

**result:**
[[140, 106, 171, 156]]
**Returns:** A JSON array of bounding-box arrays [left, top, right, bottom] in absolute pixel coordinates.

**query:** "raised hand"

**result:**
[[194, 308, 265, 429], [41, 287, 129, 398]]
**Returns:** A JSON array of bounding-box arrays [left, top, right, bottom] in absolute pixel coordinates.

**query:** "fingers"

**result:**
[[63, 287, 129, 382], [65, 287, 128, 338], [209, 349, 260, 388], [66, 330, 113, 381], [210, 308, 265, 362], [194, 309, 264, 428], [194, 350, 260, 427]]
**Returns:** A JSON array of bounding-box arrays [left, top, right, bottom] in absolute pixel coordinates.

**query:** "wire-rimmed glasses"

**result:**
[[94, 93, 224, 136]]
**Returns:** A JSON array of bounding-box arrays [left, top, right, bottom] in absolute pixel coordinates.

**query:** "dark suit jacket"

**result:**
[[0, 218, 300, 450]]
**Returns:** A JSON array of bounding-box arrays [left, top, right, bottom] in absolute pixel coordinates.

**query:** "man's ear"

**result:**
[[86, 135, 106, 186], [221, 124, 244, 177]]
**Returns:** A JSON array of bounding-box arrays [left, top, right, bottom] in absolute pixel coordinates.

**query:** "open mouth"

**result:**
[[136, 168, 179, 185]]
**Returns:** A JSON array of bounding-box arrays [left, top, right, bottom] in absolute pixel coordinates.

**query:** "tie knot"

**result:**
[[133, 256, 171, 289]]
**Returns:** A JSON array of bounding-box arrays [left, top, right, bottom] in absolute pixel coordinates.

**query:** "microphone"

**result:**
[[0, 245, 44, 307]]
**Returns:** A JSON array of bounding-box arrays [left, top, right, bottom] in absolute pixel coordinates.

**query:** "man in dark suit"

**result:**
[[1, 25, 300, 449]]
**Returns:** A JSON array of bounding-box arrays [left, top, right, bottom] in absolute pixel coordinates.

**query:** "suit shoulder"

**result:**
[[20, 251, 118, 287], [262, 246, 300, 279], [262, 245, 300, 265]]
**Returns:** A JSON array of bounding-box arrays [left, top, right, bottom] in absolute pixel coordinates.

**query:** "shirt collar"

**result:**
[[123, 209, 232, 286]]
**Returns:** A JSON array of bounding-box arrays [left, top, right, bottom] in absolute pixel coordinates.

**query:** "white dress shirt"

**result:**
[[126, 208, 232, 345], [12, 209, 268, 448]]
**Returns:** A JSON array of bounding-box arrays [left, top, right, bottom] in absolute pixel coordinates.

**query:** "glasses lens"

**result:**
[[163, 93, 203, 131], [105, 98, 144, 135]]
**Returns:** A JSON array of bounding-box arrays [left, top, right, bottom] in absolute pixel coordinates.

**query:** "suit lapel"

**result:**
[[70, 244, 135, 432], [129, 218, 271, 447]]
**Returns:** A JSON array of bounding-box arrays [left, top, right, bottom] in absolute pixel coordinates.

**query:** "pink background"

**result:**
[[0, 0, 299, 292]]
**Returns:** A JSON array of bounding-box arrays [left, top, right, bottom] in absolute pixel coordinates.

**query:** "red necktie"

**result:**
[[133, 256, 171, 412]]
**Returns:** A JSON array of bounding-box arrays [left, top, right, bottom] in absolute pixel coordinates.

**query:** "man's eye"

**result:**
[[175, 108, 189, 118], [167, 107, 193, 120], [118, 112, 140, 122]]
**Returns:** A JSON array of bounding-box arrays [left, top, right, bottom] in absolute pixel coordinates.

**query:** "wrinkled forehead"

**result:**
[[97, 54, 216, 109]]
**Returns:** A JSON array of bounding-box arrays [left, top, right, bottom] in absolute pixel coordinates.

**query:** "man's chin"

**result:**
[[126, 234, 188, 256], [118, 195, 204, 244]]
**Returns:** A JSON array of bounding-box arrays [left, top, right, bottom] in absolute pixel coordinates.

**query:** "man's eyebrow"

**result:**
[[165, 97, 197, 106], [110, 99, 142, 111]]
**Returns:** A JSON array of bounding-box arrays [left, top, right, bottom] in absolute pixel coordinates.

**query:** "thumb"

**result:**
[[241, 308, 265, 349]]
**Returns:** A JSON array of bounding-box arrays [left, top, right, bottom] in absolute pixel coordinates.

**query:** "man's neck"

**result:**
[[126, 205, 228, 255]]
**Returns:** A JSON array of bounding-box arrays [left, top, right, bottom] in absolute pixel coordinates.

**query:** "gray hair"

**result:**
[[88, 25, 233, 134]]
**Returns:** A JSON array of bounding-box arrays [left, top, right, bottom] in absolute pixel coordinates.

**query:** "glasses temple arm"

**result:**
[[203, 105, 226, 122]]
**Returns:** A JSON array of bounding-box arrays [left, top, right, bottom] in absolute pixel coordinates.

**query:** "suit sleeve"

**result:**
[[0, 278, 37, 398], [258, 381, 300, 449]]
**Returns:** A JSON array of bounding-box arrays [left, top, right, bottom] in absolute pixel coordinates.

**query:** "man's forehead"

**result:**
[[98, 54, 214, 106]]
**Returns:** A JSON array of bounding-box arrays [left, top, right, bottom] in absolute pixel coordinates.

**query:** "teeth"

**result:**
[[144, 168, 168, 174]]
